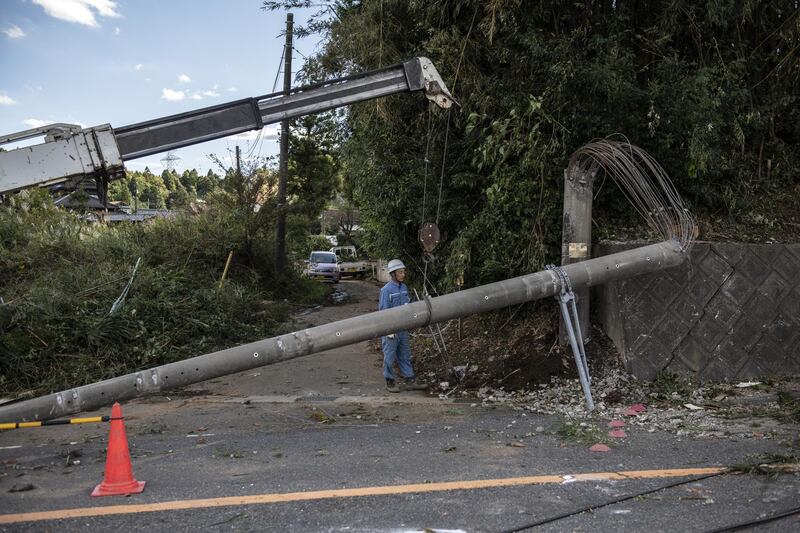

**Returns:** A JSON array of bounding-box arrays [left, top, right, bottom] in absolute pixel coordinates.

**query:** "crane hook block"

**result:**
[[419, 222, 441, 253]]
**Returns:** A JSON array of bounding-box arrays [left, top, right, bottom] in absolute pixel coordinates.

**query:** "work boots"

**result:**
[[386, 378, 427, 392], [404, 378, 427, 391]]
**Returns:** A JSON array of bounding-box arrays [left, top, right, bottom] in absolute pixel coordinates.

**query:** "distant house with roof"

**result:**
[[53, 190, 174, 223]]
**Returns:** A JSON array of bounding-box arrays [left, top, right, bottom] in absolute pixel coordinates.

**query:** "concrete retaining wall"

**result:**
[[595, 241, 800, 380]]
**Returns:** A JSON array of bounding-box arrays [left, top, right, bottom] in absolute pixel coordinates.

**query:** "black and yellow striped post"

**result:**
[[0, 416, 110, 431]]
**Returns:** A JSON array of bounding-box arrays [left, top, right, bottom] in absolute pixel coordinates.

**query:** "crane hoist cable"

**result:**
[[418, 105, 452, 298], [435, 107, 452, 225], [415, 105, 454, 371], [418, 106, 452, 253], [420, 105, 434, 229]]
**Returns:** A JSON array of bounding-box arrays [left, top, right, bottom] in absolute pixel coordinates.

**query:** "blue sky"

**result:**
[[0, 0, 318, 174]]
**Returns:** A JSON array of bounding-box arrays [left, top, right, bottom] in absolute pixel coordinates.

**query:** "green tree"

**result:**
[[161, 169, 182, 191], [108, 179, 132, 205], [196, 169, 220, 198], [288, 115, 340, 219], [180, 169, 200, 196], [138, 171, 168, 208], [214, 154, 278, 262], [167, 187, 191, 209], [265, 0, 800, 289]]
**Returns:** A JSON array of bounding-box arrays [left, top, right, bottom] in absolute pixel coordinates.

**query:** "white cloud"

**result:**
[[189, 89, 221, 101], [32, 0, 121, 28], [234, 125, 280, 141], [0, 94, 17, 105], [135, 63, 143, 71], [227, 87, 237, 92], [22, 118, 54, 128], [262, 126, 280, 139], [161, 88, 185, 101], [233, 131, 259, 141], [113, 26, 120, 35], [3, 24, 26, 39], [178, 73, 191, 84]]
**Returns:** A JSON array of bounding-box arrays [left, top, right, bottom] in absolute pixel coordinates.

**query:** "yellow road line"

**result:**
[[0, 466, 724, 524]]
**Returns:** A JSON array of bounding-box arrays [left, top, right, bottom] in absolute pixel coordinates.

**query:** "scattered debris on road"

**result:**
[[329, 286, 350, 305]]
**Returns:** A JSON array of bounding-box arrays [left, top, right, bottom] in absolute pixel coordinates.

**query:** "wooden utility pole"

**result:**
[[275, 13, 293, 275], [235, 145, 241, 178]]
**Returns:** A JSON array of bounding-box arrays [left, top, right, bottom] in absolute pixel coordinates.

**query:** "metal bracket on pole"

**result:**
[[546, 264, 594, 411]]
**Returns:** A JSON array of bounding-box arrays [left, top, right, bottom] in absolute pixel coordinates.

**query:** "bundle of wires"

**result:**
[[567, 137, 697, 251]]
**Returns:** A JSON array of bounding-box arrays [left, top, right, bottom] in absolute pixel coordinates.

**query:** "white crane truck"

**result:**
[[0, 58, 455, 198]]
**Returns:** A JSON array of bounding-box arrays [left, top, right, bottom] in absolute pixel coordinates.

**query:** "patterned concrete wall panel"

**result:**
[[594, 241, 800, 381]]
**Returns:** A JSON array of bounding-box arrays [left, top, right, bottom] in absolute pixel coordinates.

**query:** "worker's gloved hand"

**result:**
[[387, 333, 395, 339]]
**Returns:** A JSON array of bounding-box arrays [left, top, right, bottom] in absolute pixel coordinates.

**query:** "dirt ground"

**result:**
[[413, 305, 582, 391], [182, 279, 391, 401]]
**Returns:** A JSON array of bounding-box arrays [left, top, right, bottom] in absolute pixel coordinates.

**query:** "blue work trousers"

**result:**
[[382, 332, 414, 381]]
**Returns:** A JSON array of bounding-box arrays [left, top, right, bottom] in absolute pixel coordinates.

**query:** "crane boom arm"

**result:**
[[0, 57, 455, 195]]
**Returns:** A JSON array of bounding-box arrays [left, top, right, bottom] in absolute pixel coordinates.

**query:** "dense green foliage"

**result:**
[[288, 57, 345, 221], [267, 0, 799, 289], [0, 189, 327, 396], [108, 167, 222, 209]]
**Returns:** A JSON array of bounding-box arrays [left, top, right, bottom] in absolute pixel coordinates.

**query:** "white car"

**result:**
[[307, 251, 340, 283]]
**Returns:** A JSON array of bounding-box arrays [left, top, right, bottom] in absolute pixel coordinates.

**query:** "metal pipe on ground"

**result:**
[[0, 240, 685, 423]]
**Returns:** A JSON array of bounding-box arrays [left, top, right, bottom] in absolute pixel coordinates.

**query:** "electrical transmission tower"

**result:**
[[160, 151, 180, 171]]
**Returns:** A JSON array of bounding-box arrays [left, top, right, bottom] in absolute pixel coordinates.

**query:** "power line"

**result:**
[[245, 45, 287, 162]]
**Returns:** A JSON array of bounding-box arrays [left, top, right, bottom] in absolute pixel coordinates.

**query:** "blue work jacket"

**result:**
[[379, 280, 410, 337], [379, 280, 410, 311]]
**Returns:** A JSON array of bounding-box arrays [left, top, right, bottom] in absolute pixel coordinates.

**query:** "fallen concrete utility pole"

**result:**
[[0, 240, 685, 423]]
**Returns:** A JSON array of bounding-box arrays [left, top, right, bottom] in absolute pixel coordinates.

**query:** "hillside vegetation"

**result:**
[[0, 188, 327, 397]]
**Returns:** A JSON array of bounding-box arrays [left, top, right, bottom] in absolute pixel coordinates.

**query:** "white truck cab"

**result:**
[[330, 246, 368, 279]]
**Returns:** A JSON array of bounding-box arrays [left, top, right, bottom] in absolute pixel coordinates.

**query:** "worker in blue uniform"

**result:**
[[379, 259, 427, 393]]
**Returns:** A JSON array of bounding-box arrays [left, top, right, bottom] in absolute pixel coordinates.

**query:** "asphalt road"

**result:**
[[1, 280, 799, 532]]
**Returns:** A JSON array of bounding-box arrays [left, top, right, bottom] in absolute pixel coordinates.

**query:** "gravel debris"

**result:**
[[467, 367, 800, 441]]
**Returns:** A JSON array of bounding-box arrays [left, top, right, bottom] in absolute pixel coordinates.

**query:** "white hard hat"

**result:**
[[387, 259, 406, 274]]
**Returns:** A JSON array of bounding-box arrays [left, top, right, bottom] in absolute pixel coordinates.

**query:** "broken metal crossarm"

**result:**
[[0, 240, 684, 423]]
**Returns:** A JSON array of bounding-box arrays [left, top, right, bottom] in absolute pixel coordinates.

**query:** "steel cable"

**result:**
[[567, 137, 696, 251]]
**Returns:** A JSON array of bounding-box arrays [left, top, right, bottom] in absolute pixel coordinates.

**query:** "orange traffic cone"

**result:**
[[91, 402, 146, 497]]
